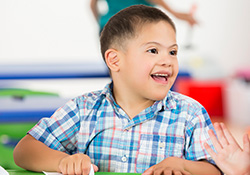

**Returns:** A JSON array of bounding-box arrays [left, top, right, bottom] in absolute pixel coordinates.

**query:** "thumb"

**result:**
[[92, 164, 99, 172], [142, 166, 153, 175]]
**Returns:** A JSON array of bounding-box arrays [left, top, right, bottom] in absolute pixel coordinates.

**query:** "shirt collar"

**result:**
[[100, 82, 113, 97], [150, 90, 177, 113], [100, 82, 120, 109], [100, 82, 177, 113], [162, 90, 177, 110]]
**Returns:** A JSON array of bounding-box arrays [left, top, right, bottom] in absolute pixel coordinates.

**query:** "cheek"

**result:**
[[174, 61, 179, 75], [134, 63, 152, 79], [171, 62, 179, 83]]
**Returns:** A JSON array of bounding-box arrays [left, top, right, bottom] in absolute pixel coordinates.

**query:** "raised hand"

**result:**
[[204, 122, 250, 175]]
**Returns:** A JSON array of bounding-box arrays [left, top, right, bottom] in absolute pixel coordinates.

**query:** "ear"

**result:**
[[105, 49, 120, 72]]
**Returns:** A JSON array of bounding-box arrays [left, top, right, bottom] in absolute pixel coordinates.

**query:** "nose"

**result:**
[[158, 53, 173, 67]]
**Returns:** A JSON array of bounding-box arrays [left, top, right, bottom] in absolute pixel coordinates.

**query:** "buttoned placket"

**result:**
[[114, 114, 131, 172]]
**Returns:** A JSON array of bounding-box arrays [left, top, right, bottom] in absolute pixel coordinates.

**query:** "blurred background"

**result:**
[[0, 0, 250, 170]]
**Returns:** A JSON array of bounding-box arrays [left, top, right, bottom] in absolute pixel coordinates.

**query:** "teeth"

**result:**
[[153, 74, 169, 77]]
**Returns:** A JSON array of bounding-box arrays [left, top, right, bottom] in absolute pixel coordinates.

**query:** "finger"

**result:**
[[190, 3, 197, 15], [154, 167, 165, 175], [243, 133, 250, 153], [208, 129, 222, 152], [92, 164, 99, 172], [59, 162, 67, 175], [162, 169, 172, 175], [182, 170, 191, 175], [173, 170, 182, 175], [81, 162, 91, 175], [142, 166, 153, 175], [204, 142, 217, 159], [63, 164, 68, 175], [67, 162, 74, 175], [214, 122, 229, 147], [74, 159, 82, 175], [220, 123, 239, 146]]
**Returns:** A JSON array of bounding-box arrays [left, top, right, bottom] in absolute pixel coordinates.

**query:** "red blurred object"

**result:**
[[175, 78, 224, 118]]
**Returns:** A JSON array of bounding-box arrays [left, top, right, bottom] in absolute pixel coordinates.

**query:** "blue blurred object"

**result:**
[[0, 110, 54, 122], [171, 70, 191, 91], [0, 62, 109, 79]]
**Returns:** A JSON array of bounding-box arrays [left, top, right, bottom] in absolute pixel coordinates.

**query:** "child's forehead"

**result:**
[[135, 20, 173, 33], [135, 21, 175, 37], [127, 21, 176, 47], [111, 21, 175, 51]]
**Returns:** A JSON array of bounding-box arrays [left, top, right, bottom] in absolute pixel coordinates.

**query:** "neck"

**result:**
[[112, 84, 154, 119]]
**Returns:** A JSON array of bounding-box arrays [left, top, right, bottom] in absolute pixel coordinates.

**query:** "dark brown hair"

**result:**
[[100, 5, 176, 61]]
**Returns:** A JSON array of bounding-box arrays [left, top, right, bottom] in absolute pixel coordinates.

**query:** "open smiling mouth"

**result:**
[[151, 73, 169, 83]]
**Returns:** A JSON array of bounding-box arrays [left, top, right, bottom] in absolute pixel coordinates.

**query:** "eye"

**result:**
[[147, 48, 158, 54], [169, 50, 177, 56]]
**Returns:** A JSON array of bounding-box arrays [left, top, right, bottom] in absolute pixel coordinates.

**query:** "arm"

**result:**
[[13, 134, 98, 174], [13, 134, 68, 172], [142, 157, 220, 175], [147, 0, 197, 26], [13, 97, 100, 174], [205, 122, 250, 175], [90, 0, 99, 22]]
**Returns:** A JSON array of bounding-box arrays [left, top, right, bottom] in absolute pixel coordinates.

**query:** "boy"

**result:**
[[14, 5, 221, 175]]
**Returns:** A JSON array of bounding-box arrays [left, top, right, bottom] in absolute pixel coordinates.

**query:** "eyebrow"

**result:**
[[143, 42, 178, 49]]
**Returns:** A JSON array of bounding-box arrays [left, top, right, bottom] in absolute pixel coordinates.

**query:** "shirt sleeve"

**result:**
[[28, 98, 81, 154], [184, 106, 216, 164]]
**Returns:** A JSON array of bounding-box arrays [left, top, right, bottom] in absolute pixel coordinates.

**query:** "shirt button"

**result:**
[[121, 156, 127, 162], [159, 142, 165, 148]]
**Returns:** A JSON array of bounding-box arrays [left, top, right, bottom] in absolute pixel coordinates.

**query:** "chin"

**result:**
[[153, 96, 166, 101], [152, 92, 168, 101]]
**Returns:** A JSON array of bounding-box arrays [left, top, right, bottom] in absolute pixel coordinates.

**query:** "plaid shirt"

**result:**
[[29, 82, 216, 173]]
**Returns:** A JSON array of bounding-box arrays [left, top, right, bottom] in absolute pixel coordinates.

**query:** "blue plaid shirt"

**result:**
[[29, 82, 216, 173]]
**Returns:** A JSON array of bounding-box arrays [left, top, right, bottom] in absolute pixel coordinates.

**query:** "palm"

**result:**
[[214, 144, 250, 174]]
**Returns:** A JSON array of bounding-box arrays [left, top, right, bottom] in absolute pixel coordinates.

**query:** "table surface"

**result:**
[[7, 170, 141, 175]]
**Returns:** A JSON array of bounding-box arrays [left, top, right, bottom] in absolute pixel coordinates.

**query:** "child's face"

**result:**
[[117, 21, 178, 101]]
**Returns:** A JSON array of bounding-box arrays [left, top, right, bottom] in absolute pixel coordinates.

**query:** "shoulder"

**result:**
[[166, 91, 210, 122], [167, 91, 205, 110], [164, 91, 213, 135], [47, 90, 103, 121], [73, 90, 104, 110], [61, 83, 112, 118]]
